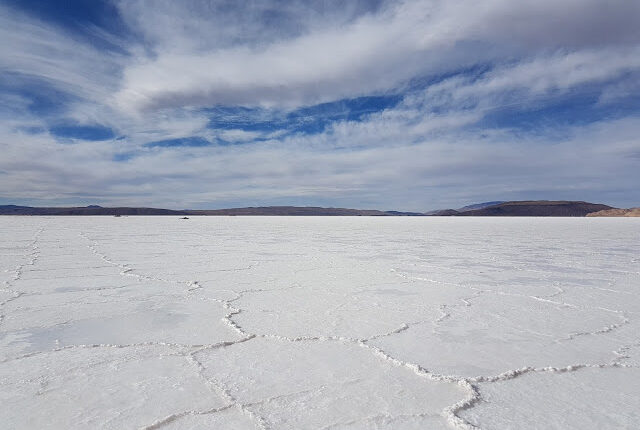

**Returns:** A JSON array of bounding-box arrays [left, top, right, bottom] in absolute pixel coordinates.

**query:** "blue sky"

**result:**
[[1, 0, 639, 210]]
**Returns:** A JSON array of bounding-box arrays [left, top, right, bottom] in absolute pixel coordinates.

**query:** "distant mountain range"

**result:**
[[0, 201, 636, 217], [188, 206, 423, 216], [0, 205, 185, 216], [0, 205, 419, 217]]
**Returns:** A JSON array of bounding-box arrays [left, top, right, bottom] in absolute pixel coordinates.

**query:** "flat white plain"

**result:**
[[1, 216, 639, 429]]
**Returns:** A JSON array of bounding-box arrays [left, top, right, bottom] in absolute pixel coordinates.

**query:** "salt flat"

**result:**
[[1, 216, 639, 429]]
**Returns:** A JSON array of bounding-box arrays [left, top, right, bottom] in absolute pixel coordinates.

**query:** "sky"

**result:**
[[1, 0, 639, 211]]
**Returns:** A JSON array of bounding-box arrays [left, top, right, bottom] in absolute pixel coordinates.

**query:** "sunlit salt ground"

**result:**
[[1, 217, 639, 429]]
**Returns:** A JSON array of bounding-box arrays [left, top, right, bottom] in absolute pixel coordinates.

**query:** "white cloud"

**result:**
[[112, 0, 640, 112]]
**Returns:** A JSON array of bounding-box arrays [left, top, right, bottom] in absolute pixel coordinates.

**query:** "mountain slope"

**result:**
[[457, 201, 506, 212], [457, 201, 613, 217], [586, 208, 640, 217]]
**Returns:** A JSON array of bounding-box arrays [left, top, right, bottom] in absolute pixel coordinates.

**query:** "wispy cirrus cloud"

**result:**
[[0, 5, 124, 104]]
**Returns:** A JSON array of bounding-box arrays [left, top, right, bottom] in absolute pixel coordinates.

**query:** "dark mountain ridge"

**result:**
[[429, 201, 614, 217], [0, 205, 186, 216]]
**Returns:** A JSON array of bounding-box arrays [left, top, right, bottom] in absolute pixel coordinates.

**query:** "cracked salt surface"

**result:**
[[0, 216, 639, 429]]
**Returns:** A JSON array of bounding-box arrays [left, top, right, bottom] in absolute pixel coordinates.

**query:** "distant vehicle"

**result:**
[[180, 216, 189, 219], [114, 214, 121, 217]]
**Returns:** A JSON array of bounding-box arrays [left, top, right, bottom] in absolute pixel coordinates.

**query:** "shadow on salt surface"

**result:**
[[18, 266, 123, 280], [20, 309, 186, 349], [0, 346, 229, 430], [0, 296, 241, 359], [461, 366, 640, 429], [196, 337, 465, 430], [10, 275, 140, 295]]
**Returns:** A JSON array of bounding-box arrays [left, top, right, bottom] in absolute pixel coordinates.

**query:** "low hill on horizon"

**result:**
[[0, 205, 186, 216], [0, 201, 631, 217], [429, 200, 614, 217], [189, 206, 423, 216], [0, 205, 419, 216]]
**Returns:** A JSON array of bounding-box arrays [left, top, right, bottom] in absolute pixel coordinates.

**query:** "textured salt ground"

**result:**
[[460, 366, 640, 429], [0, 216, 639, 429]]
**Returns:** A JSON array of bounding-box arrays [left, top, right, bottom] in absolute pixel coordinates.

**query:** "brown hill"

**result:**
[[586, 208, 640, 217], [456, 201, 613, 217]]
